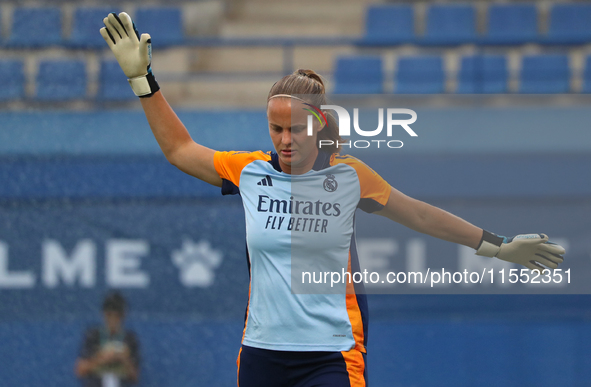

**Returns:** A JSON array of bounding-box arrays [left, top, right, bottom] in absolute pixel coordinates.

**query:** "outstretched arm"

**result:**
[[100, 12, 222, 187], [375, 186, 565, 271], [374, 186, 482, 249]]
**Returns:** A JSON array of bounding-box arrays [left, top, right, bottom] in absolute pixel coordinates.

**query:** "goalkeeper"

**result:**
[[100, 12, 565, 387]]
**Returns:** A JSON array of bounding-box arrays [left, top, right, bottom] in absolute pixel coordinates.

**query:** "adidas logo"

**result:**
[[257, 175, 273, 187]]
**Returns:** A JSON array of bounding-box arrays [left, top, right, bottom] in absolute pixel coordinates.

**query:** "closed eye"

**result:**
[[291, 125, 306, 134]]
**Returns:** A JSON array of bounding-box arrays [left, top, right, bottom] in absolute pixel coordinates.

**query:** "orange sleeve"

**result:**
[[333, 154, 392, 208], [213, 150, 271, 187]]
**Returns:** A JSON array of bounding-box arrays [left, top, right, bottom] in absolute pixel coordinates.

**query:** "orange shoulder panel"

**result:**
[[214, 150, 271, 187], [332, 154, 391, 206]]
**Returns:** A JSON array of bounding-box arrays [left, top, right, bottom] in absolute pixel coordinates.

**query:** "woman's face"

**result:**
[[103, 309, 124, 334], [267, 97, 323, 174]]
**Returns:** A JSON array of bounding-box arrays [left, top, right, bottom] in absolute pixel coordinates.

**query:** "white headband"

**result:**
[[267, 94, 310, 103]]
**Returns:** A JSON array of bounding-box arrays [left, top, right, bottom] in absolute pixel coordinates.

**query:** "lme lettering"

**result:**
[[307, 106, 417, 149]]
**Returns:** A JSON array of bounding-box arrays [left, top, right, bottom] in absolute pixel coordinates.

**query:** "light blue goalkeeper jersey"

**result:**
[[214, 150, 391, 352]]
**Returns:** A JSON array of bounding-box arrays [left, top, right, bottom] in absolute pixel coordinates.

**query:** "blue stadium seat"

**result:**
[[134, 7, 183, 47], [519, 55, 570, 94], [395, 56, 445, 94], [69, 7, 121, 49], [97, 60, 136, 101], [7, 7, 63, 47], [581, 56, 591, 93], [484, 4, 538, 45], [36, 60, 87, 101], [332, 56, 383, 94], [359, 5, 415, 46], [423, 4, 476, 45], [457, 55, 508, 94], [0, 60, 25, 101], [546, 4, 591, 44]]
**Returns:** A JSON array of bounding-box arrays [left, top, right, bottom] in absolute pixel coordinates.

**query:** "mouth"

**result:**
[[281, 149, 295, 157]]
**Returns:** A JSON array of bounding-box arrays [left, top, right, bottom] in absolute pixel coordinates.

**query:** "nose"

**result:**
[[282, 128, 291, 145]]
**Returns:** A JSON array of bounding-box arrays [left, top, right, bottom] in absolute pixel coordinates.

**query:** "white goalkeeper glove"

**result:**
[[99, 12, 160, 97], [476, 230, 565, 272]]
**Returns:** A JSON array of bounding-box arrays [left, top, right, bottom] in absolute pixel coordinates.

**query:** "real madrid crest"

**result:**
[[323, 174, 338, 192]]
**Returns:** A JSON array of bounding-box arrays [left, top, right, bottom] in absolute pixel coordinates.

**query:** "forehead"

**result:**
[[267, 98, 308, 124]]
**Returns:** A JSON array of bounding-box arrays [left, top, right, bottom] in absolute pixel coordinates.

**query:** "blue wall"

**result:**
[[1, 106, 590, 156], [1, 108, 590, 386]]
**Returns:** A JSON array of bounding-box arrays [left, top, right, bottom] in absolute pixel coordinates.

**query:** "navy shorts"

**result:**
[[237, 345, 367, 387]]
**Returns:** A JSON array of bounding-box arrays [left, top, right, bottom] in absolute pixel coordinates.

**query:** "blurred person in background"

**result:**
[[75, 291, 140, 387]]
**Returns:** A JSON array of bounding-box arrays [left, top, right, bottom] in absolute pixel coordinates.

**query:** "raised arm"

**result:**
[[100, 12, 222, 186], [139, 92, 221, 186], [375, 186, 565, 271]]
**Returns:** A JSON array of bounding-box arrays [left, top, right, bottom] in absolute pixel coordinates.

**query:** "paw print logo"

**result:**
[[171, 239, 223, 288]]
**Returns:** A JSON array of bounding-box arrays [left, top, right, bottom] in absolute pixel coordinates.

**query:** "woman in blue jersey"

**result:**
[[100, 12, 566, 387]]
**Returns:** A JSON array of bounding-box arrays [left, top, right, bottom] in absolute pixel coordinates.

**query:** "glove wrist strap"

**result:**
[[476, 230, 504, 257], [128, 72, 160, 98]]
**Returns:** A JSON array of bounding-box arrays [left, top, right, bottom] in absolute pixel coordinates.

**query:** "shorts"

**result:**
[[237, 344, 367, 387]]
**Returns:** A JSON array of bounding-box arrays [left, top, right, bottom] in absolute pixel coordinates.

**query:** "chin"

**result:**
[[279, 155, 294, 166]]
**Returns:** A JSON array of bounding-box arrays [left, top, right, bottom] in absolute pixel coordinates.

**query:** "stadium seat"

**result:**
[[36, 60, 87, 101], [359, 5, 415, 46], [0, 60, 25, 101], [581, 56, 591, 93], [395, 56, 445, 94], [69, 7, 121, 49], [134, 7, 183, 47], [423, 4, 476, 45], [519, 55, 570, 94], [7, 7, 63, 47], [546, 4, 591, 44], [457, 55, 508, 94], [484, 4, 538, 45], [97, 60, 136, 101], [332, 56, 383, 94]]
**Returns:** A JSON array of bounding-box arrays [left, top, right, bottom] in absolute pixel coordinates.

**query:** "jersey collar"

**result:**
[[269, 151, 332, 173], [312, 150, 332, 171]]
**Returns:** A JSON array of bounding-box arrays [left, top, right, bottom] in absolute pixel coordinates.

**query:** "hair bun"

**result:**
[[295, 69, 325, 88], [268, 68, 326, 101]]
